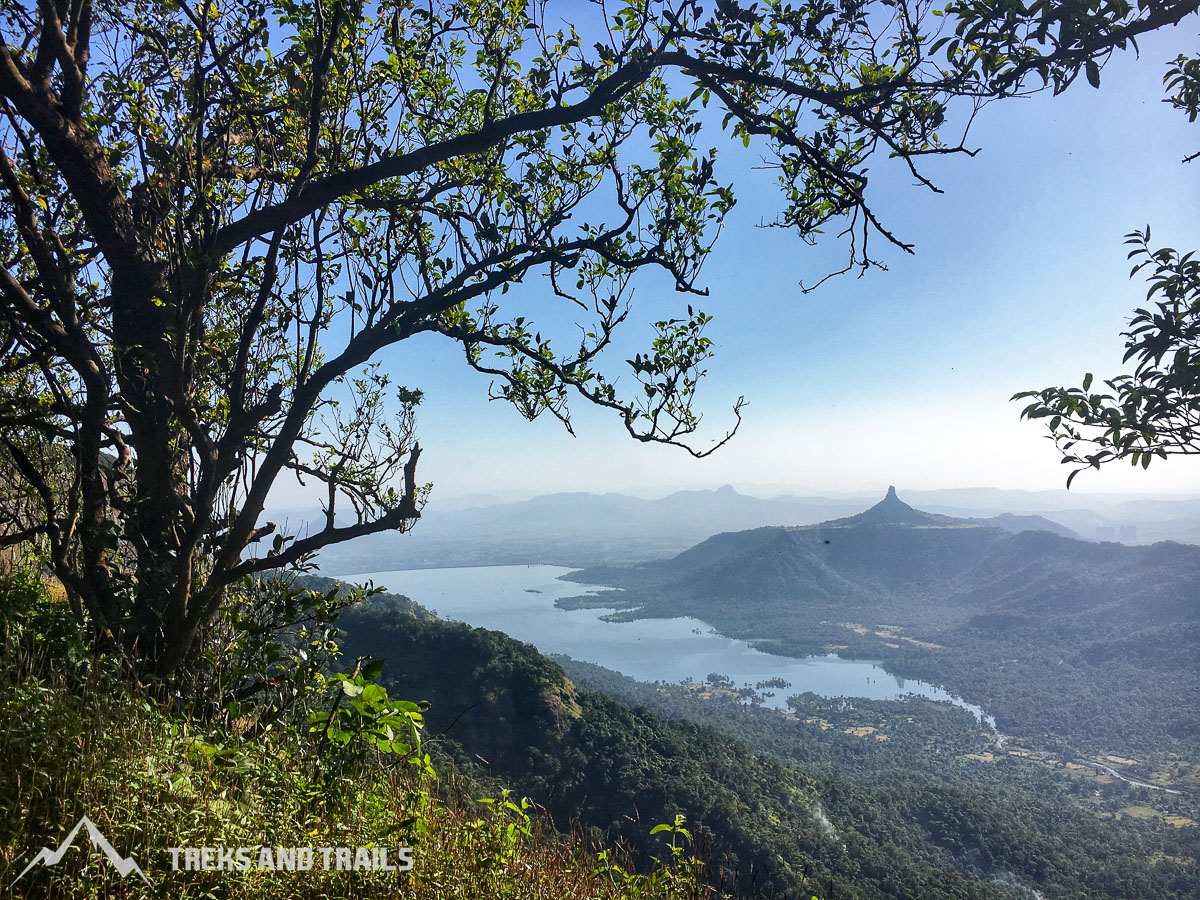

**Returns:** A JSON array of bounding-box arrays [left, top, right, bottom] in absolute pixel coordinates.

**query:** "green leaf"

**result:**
[[361, 683, 387, 703], [361, 658, 385, 681]]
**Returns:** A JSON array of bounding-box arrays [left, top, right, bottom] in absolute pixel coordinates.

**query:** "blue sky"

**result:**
[[281, 24, 1200, 507]]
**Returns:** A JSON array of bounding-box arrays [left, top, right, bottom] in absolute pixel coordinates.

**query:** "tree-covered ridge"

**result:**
[[564, 490, 1200, 756], [334, 589, 1014, 898], [321, 578, 1199, 899], [294, 571, 436, 620], [557, 655, 1200, 900]]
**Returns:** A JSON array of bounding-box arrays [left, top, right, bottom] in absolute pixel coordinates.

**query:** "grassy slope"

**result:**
[[0, 567, 711, 900]]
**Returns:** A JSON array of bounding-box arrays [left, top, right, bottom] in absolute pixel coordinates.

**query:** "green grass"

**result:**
[[0, 566, 716, 900]]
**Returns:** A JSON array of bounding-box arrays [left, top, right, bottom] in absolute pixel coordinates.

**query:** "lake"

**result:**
[[343, 563, 996, 725]]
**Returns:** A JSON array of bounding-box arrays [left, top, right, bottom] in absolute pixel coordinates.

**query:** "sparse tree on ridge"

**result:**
[[1, 0, 1195, 677]]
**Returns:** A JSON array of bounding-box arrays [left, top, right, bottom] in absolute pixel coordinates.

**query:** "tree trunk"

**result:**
[[105, 270, 203, 677]]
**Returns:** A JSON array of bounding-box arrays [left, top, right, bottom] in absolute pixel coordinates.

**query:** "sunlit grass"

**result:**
[[0, 565, 714, 900]]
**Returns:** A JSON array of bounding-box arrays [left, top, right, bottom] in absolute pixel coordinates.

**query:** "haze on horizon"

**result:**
[[271, 26, 1200, 512]]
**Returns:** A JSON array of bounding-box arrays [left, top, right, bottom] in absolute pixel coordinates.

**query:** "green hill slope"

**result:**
[[0, 568, 712, 900], [332, 586, 1200, 900]]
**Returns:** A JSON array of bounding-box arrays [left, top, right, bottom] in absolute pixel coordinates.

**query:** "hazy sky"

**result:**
[[278, 25, 1200, 508]]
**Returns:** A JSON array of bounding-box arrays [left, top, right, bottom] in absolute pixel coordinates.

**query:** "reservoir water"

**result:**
[[344, 563, 995, 725]]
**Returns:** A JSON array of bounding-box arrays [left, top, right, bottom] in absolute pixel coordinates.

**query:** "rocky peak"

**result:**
[[830, 486, 947, 527]]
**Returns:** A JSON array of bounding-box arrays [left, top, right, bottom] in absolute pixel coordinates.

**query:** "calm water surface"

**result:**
[[344, 564, 995, 724]]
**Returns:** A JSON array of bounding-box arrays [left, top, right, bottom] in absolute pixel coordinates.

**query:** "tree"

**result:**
[[1, 0, 1194, 678], [1015, 52, 1200, 486]]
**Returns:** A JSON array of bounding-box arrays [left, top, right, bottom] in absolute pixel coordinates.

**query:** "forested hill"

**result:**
[[572, 489, 1198, 615], [327, 584, 1200, 900], [564, 490, 1200, 755]]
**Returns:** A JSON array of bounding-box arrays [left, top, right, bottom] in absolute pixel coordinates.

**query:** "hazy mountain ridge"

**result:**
[[569, 497, 1199, 620], [304, 484, 1191, 575], [968, 513, 1079, 538], [308, 486, 871, 572]]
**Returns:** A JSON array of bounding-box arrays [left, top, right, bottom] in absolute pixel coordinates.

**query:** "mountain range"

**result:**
[[564, 488, 1200, 755], [303, 484, 1200, 575]]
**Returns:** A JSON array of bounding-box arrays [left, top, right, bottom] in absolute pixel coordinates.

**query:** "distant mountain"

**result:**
[[311, 486, 872, 573], [565, 489, 1200, 754], [826, 485, 957, 527], [967, 512, 1080, 539], [904, 488, 1200, 544], [306, 484, 1136, 575]]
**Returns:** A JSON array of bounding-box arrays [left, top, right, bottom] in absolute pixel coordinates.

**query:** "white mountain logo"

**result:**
[[11, 815, 150, 886]]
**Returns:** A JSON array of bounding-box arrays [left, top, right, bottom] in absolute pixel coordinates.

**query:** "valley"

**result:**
[[563, 488, 1200, 760], [7, 4, 1199, 897], [318, 488, 1200, 898]]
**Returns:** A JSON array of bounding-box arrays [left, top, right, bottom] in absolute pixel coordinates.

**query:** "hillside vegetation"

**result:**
[[5, 543, 1198, 899], [0, 564, 714, 900], [329, 576, 1200, 900]]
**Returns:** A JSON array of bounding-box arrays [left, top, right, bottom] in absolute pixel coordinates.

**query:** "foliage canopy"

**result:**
[[1016, 230, 1200, 485], [1, 0, 1195, 674]]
